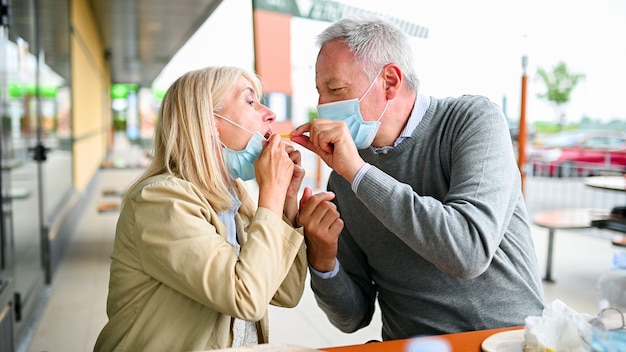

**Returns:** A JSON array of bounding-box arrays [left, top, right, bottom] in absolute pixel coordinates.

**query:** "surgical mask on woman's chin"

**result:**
[[214, 113, 266, 181], [222, 132, 265, 181], [316, 70, 389, 149]]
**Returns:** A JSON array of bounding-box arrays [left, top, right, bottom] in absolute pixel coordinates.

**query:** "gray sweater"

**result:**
[[310, 95, 545, 341]]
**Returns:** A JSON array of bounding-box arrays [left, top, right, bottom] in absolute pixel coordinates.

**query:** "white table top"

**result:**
[[584, 176, 626, 192]]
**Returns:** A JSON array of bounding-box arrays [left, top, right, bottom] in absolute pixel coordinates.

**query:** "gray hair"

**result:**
[[316, 15, 419, 92]]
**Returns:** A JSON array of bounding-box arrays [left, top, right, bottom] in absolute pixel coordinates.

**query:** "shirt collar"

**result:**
[[400, 93, 430, 139], [372, 93, 430, 154]]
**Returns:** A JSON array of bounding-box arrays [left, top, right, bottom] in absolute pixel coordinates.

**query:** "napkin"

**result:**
[[524, 299, 593, 352]]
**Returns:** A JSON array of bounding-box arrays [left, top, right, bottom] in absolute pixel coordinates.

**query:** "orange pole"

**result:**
[[518, 55, 528, 195]]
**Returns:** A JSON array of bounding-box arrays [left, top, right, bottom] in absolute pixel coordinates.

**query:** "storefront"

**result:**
[[0, 1, 81, 350]]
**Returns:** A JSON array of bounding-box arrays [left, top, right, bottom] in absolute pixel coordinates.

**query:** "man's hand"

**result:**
[[291, 119, 365, 183], [298, 187, 344, 272]]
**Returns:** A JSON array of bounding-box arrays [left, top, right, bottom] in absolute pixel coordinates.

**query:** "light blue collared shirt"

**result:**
[[351, 93, 430, 193], [217, 195, 242, 249]]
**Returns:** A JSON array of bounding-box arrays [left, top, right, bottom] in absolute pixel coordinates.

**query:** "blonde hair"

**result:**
[[126, 66, 262, 213]]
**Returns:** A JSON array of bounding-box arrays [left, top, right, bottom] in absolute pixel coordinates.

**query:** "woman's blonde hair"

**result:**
[[126, 66, 262, 213]]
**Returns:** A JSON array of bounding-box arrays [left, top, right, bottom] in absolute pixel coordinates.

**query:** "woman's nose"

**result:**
[[263, 105, 276, 123]]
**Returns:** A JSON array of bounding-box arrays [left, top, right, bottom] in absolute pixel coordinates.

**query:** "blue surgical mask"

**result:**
[[215, 113, 266, 181], [316, 69, 389, 149]]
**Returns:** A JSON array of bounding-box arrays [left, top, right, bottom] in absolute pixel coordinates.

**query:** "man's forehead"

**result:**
[[316, 64, 362, 85]]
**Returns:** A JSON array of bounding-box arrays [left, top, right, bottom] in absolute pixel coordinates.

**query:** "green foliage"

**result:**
[[533, 121, 580, 134], [532, 118, 626, 137], [533, 121, 560, 134], [535, 61, 585, 106]]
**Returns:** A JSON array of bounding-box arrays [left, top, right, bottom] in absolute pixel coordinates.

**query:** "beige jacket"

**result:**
[[94, 174, 307, 351]]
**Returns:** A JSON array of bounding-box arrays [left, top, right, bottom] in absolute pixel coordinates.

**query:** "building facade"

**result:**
[[0, 1, 110, 350]]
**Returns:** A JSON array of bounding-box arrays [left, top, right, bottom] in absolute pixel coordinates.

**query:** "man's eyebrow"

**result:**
[[326, 77, 346, 88]]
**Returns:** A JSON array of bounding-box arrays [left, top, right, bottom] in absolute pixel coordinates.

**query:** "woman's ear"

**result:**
[[382, 64, 402, 99]]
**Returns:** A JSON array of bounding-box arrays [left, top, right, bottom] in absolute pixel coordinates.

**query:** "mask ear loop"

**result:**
[[376, 99, 390, 123], [214, 113, 269, 143], [357, 68, 389, 123], [358, 68, 385, 103]]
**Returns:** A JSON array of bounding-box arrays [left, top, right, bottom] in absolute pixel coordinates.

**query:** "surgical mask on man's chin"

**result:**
[[214, 113, 266, 181], [315, 68, 388, 149], [316, 99, 381, 149]]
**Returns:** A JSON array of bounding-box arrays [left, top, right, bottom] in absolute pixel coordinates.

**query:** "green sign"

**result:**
[[111, 83, 139, 99], [7, 82, 58, 98], [152, 87, 167, 100], [252, 0, 428, 38], [8, 82, 24, 98], [39, 85, 58, 98]]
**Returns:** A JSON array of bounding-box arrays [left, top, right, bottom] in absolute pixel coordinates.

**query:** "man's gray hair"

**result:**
[[316, 15, 419, 92]]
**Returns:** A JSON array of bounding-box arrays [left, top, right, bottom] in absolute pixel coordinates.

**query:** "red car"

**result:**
[[529, 130, 626, 177]]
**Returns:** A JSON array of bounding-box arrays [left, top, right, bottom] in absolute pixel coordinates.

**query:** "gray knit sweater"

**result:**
[[310, 95, 545, 341]]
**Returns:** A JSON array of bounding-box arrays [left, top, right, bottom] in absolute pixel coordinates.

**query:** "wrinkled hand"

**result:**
[[283, 142, 305, 200], [298, 187, 344, 272], [255, 134, 294, 217], [291, 119, 365, 183], [282, 141, 305, 226]]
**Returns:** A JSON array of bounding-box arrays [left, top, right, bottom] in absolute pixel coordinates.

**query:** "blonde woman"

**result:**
[[94, 66, 342, 351]]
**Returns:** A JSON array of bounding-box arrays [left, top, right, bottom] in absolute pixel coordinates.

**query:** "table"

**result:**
[[532, 208, 610, 282], [585, 176, 626, 236], [584, 176, 626, 192], [320, 326, 523, 352]]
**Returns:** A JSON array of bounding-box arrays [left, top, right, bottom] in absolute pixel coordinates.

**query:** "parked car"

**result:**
[[528, 130, 626, 177]]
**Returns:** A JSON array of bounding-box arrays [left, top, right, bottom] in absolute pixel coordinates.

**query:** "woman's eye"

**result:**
[[247, 100, 254, 106]]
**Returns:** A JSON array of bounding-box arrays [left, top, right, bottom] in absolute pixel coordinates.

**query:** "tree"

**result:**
[[535, 61, 585, 130]]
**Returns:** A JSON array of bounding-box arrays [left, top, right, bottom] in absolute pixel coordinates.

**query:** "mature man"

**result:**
[[293, 15, 545, 341]]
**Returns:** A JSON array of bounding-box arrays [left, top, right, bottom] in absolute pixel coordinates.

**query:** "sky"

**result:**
[[153, 0, 626, 125]]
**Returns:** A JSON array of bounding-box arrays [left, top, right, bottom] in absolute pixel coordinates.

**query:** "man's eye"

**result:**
[[247, 100, 254, 106]]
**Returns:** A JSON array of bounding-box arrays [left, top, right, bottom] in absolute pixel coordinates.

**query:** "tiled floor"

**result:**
[[21, 166, 621, 352]]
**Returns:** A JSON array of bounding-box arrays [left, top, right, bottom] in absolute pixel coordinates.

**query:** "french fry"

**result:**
[[279, 133, 292, 138]]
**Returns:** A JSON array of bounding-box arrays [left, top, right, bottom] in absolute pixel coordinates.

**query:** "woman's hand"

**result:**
[[282, 142, 305, 226], [255, 134, 295, 217]]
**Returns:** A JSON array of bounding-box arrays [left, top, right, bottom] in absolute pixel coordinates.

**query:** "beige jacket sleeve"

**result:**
[[133, 176, 306, 322], [233, 179, 308, 310]]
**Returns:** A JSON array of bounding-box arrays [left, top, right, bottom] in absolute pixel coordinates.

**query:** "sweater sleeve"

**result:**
[[309, 227, 378, 333], [356, 96, 524, 279]]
